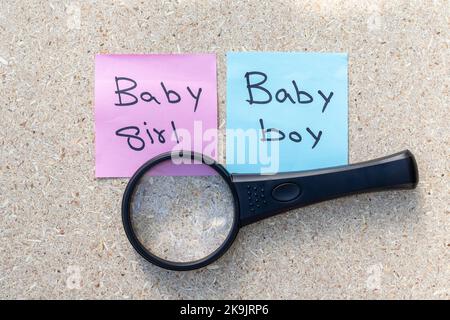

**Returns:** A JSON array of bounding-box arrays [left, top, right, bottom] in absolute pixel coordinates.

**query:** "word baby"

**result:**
[[114, 76, 203, 112]]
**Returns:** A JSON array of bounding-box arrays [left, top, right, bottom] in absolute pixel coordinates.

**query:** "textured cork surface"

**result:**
[[0, 0, 448, 299]]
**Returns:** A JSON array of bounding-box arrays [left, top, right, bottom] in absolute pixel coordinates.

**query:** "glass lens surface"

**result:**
[[129, 159, 235, 263]]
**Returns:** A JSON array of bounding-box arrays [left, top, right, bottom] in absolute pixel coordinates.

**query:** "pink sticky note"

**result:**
[[95, 54, 218, 177]]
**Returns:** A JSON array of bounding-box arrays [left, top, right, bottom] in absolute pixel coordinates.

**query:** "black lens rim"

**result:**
[[122, 150, 240, 271]]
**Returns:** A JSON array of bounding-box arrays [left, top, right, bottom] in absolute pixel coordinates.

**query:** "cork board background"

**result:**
[[0, 0, 449, 299]]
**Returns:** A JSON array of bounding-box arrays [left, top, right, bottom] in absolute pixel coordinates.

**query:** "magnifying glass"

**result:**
[[122, 150, 418, 271]]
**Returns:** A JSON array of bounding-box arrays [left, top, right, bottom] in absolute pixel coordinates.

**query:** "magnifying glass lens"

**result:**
[[129, 159, 235, 264]]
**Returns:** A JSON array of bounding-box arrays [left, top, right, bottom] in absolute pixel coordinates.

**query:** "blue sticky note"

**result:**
[[226, 52, 348, 174]]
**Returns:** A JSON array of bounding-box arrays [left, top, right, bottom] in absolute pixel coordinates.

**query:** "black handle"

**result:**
[[232, 150, 419, 226]]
